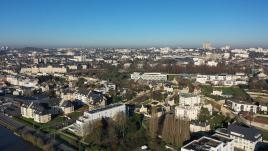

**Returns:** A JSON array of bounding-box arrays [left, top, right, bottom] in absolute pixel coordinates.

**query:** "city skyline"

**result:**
[[1, 0, 268, 48]]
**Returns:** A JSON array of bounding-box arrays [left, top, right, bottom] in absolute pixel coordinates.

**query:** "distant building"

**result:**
[[131, 72, 167, 81], [226, 100, 267, 114], [196, 73, 248, 86], [221, 45, 231, 51], [203, 42, 213, 50], [207, 60, 218, 67], [20, 65, 67, 75], [212, 90, 223, 96]]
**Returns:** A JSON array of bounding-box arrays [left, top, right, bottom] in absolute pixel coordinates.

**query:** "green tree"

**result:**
[[198, 107, 211, 122], [76, 78, 86, 87]]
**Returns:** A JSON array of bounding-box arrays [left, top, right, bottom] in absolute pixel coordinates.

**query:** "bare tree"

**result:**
[[162, 114, 190, 147]]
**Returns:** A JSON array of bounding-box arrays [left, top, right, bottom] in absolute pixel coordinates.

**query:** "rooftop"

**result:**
[[227, 124, 262, 142], [86, 103, 125, 114], [183, 136, 222, 151]]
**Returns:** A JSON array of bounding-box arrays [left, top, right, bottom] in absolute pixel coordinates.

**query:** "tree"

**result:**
[[162, 114, 190, 147], [114, 111, 127, 138], [198, 107, 211, 122], [148, 109, 159, 139], [76, 78, 86, 87]]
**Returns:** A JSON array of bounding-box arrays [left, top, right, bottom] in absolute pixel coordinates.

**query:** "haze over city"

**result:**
[[1, 0, 268, 48], [1, 1, 268, 151]]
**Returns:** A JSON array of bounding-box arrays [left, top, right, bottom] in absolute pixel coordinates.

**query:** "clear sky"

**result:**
[[0, 0, 268, 48]]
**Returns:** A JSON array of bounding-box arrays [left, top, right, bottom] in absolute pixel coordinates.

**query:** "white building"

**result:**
[[207, 60, 218, 67], [131, 72, 167, 81], [69, 104, 126, 136], [175, 106, 200, 120], [190, 120, 210, 132], [193, 58, 205, 66], [20, 65, 67, 75], [226, 100, 267, 114], [196, 73, 248, 86], [216, 124, 262, 151], [179, 93, 201, 106], [212, 90, 223, 96], [181, 134, 234, 151]]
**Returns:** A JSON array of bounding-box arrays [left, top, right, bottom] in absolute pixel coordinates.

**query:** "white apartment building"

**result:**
[[216, 124, 262, 151], [131, 72, 167, 81], [20, 65, 67, 74], [175, 106, 200, 120], [207, 60, 218, 67], [179, 93, 201, 106], [226, 100, 267, 114], [181, 134, 234, 151], [69, 104, 126, 136], [175, 93, 212, 120], [196, 73, 248, 86], [190, 120, 210, 132]]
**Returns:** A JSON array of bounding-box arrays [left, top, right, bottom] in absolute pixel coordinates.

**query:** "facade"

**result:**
[[196, 73, 248, 86], [175, 93, 212, 120], [179, 93, 201, 106], [20, 65, 67, 74], [226, 100, 267, 114], [203, 42, 213, 50], [60, 100, 74, 114], [69, 103, 126, 136], [175, 106, 200, 120], [5, 75, 38, 88], [33, 112, 51, 123], [190, 120, 210, 132], [131, 72, 167, 81]]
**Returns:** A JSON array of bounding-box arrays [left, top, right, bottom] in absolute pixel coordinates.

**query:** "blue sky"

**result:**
[[0, 0, 268, 48]]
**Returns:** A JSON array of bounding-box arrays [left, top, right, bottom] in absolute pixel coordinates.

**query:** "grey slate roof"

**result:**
[[227, 124, 262, 142]]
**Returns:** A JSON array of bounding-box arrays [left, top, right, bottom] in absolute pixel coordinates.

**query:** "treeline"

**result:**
[[82, 111, 190, 150], [20, 128, 55, 151], [128, 63, 248, 74]]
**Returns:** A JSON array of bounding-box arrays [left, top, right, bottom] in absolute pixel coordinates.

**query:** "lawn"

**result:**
[[68, 111, 83, 120], [201, 85, 249, 100], [13, 116, 42, 128]]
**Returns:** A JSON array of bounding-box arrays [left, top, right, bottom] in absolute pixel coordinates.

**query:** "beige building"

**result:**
[[60, 100, 74, 114], [20, 65, 67, 74], [21, 102, 51, 123]]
